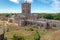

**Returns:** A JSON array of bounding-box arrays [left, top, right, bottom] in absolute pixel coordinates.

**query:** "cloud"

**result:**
[[24, 0, 33, 3], [10, 0, 20, 3], [51, 0, 60, 10], [38, 0, 60, 10], [10, 0, 33, 3]]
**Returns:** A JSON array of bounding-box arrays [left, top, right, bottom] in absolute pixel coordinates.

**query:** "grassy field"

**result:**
[[4, 26, 56, 40], [4, 28, 54, 40], [41, 30, 60, 40], [0, 20, 59, 40]]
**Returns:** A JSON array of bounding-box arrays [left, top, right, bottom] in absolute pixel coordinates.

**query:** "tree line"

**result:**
[[0, 13, 60, 20], [39, 13, 60, 20]]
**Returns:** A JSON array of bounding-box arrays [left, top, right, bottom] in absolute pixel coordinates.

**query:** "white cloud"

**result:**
[[51, 0, 60, 10], [10, 0, 20, 3], [9, 0, 33, 3], [24, 0, 33, 3], [38, 0, 60, 10]]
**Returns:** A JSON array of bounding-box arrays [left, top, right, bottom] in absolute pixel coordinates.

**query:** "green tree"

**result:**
[[39, 13, 46, 18], [53, 14, 60, 20], [44, 14, 53, 19]]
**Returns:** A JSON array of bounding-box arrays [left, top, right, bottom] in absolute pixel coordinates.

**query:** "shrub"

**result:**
[[13, 35, 25, 40], [34, 31, 41, 40], [30, 28, 34, 31]]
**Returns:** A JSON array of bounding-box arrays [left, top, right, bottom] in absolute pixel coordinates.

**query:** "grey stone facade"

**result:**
[[18, 2, 60, 30], [22, 2, 31, 19]]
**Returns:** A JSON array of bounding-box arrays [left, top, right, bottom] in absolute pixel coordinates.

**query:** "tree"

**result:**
[[44, 14, 53, 19], [53, 14, 60, 20]]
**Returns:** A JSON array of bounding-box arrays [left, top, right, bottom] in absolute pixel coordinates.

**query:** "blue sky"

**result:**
[[0, 0, 60, 13]]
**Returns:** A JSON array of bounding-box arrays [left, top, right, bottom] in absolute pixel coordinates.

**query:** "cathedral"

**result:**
[[18, 1, 60, 30]]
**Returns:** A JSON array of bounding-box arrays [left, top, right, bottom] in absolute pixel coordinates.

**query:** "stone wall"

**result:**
[[19, 18, 60, 30], [48, 20, 60, 30]]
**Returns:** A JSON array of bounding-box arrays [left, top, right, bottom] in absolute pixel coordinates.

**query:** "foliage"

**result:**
[[39, 13, 46, 18], [0, 13, 60, 20], [53, 14, 60, 20], [13, 35, 25, 40], [44, 14, 53, 19], [39, 13, 60, 20], [34, 30, 41, 40], [29, 27, 34, 31], [0, 13, 15, 17]]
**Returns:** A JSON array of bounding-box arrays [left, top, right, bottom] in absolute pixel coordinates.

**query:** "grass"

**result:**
[[41, 30, 60, 40], [4, 27, 55, 40], [0, 20, 58, 40]]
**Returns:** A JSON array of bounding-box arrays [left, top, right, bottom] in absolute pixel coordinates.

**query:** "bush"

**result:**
[[13, 35, 25, 40], [30, 28, 34, 31], [34, 31, 41, 40]]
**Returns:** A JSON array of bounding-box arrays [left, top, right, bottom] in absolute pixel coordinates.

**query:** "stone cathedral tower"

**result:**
[[19, 2, 31, 26], [22, 2, 31, 19]]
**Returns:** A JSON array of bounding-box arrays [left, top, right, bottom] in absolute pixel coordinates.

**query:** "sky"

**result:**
[[0, 0, 60, 13]]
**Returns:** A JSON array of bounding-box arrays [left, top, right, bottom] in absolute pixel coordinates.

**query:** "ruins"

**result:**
[[0, 1, 60, 30], [17, 1, 60, 30]]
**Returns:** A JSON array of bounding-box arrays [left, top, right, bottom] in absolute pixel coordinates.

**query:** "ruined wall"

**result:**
[[36, 21, 47, 29], [48, 20, 60, 30]]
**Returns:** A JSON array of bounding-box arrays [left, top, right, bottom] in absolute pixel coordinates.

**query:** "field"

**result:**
[[0, 20, 60, 40], [5, 27, 55, 40]]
